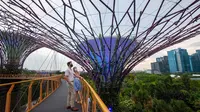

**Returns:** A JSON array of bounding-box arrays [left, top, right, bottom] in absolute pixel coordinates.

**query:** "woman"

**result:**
[[73, 67, 82, 103]]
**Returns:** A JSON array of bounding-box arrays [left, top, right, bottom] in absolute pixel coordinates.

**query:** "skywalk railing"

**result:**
[[0, 75, 109, 112], [0, 75, 61, 112], [0, 74, 51, 79], [80, 78, 109, 112]]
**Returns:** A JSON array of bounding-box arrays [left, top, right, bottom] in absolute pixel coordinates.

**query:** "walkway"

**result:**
[[31, 80, 82, 112]]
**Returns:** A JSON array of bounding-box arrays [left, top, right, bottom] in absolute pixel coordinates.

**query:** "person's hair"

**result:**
[[67, 61, 71, 67], [73, 67, 77, 72]]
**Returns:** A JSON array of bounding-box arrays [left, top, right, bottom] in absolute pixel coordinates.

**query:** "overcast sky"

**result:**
[[24, 34, 200, 72]]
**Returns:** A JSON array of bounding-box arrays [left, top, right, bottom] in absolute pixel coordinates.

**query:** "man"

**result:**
[[63, 61, 79, 111]]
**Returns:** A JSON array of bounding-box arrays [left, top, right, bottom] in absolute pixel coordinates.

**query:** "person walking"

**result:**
[[63, 61, 79, 111]]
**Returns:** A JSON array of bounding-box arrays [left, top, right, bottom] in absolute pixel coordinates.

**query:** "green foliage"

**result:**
[[80, 73, 200, 111], [81, 73, 96, 91], [153, 99, 173, 112], [22, 68, 36, 74], [170, 100, 193, 112], [118, 73, 200, 112]]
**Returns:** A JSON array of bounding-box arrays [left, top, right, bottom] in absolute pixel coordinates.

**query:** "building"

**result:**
[[151, 56, 169, 74], [189, 50, 200, 72], [145, 69, 152, 74], [156, 56, 169, 73], [151, 62, 161, 74], [196, 50, 200, 54], [167, 48, 190, 73]]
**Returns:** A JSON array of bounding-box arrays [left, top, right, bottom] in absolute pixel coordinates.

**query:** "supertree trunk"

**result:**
[[97, 81, 121, 111], [91, 70, 125, 111]]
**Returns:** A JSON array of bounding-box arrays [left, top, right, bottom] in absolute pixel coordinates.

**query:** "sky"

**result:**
[[24, 34, 200, 72]]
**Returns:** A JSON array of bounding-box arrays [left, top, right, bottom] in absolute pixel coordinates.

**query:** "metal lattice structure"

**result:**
[[0, 30, 42, 74], [1, 0, 200, 107]]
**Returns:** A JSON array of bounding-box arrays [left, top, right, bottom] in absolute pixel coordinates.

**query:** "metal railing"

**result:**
[[0, 75, 109, 112], [0, 75, 61, 112], [80, 78, 109, 112], [0, 74, 51, 79]]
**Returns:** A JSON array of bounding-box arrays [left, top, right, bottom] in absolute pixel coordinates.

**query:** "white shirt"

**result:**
[[65, 67, 74, 82]]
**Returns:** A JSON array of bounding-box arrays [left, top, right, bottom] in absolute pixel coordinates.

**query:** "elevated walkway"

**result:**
[[31, 80, 81, 112], [0, 75, 109, 112]]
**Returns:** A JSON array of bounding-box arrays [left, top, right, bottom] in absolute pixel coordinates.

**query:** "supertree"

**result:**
[[1, 0, 200, 109], [0, 10, 44, 112], [0, 30, 42, 74], [0, 29, 44, 112]]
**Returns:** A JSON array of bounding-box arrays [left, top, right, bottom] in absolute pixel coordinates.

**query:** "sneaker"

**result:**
[[71, 107, 79, 111]]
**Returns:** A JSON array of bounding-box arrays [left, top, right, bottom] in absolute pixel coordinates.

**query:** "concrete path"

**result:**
[[31, 80, 81, 112]]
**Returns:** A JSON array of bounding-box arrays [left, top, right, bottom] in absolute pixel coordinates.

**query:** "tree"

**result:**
[[181, 74, 191, 90], [170, 100, 193, 112]]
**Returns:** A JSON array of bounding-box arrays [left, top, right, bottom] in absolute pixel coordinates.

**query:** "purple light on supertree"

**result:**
[[1, 0, 200, 108], [78, 36, 137, 82]]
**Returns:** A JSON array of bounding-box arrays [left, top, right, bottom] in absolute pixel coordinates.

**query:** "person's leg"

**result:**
[[70, 83, 79, 111], [75, 91, 78, 102], [78, 91, 82, 103], [70, 83, 75, 106], [66, 83, 71, 108]]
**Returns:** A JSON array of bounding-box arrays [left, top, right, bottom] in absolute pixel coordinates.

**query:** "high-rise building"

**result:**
[[190, 50, 200, 72], [151, 62, 161, 74], [156, 56, 169, 73], [196, 50, 200, 54], [151, 56, 169, 74], [167, 48, 191, 73]]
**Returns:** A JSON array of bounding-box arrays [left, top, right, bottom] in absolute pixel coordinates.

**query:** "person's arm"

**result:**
[[63, 75, 70, 83], [74, 72, 82, 79]]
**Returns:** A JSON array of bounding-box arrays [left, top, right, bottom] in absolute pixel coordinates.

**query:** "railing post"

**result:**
[[40, 80, 44, 102], [92, 96, 97, 112], [51, 80, 53, 92], [81, 80, 86, 112], [5, 84, 15, 112], [54, 80, 56, 90], [46, 80, 49, 96], [82, 82, 89, 112], [55, 81, 57, 89], [53, 81, 55, 91], [56, 81, 58, 88], [28, 81, 34, 110], [86, 86, 90, 112]]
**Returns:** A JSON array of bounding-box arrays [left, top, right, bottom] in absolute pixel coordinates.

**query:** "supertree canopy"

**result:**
[[1, 0, 200, 108], [0, 30, 42, 74]]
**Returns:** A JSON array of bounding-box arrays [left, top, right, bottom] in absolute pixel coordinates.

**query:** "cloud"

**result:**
[[23, 47, 82, 72], [189, 42, 200, 47]]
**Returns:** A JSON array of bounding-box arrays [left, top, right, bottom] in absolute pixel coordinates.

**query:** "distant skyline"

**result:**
[[24, 35, 200, 72], [133, 35, 200, 71]]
